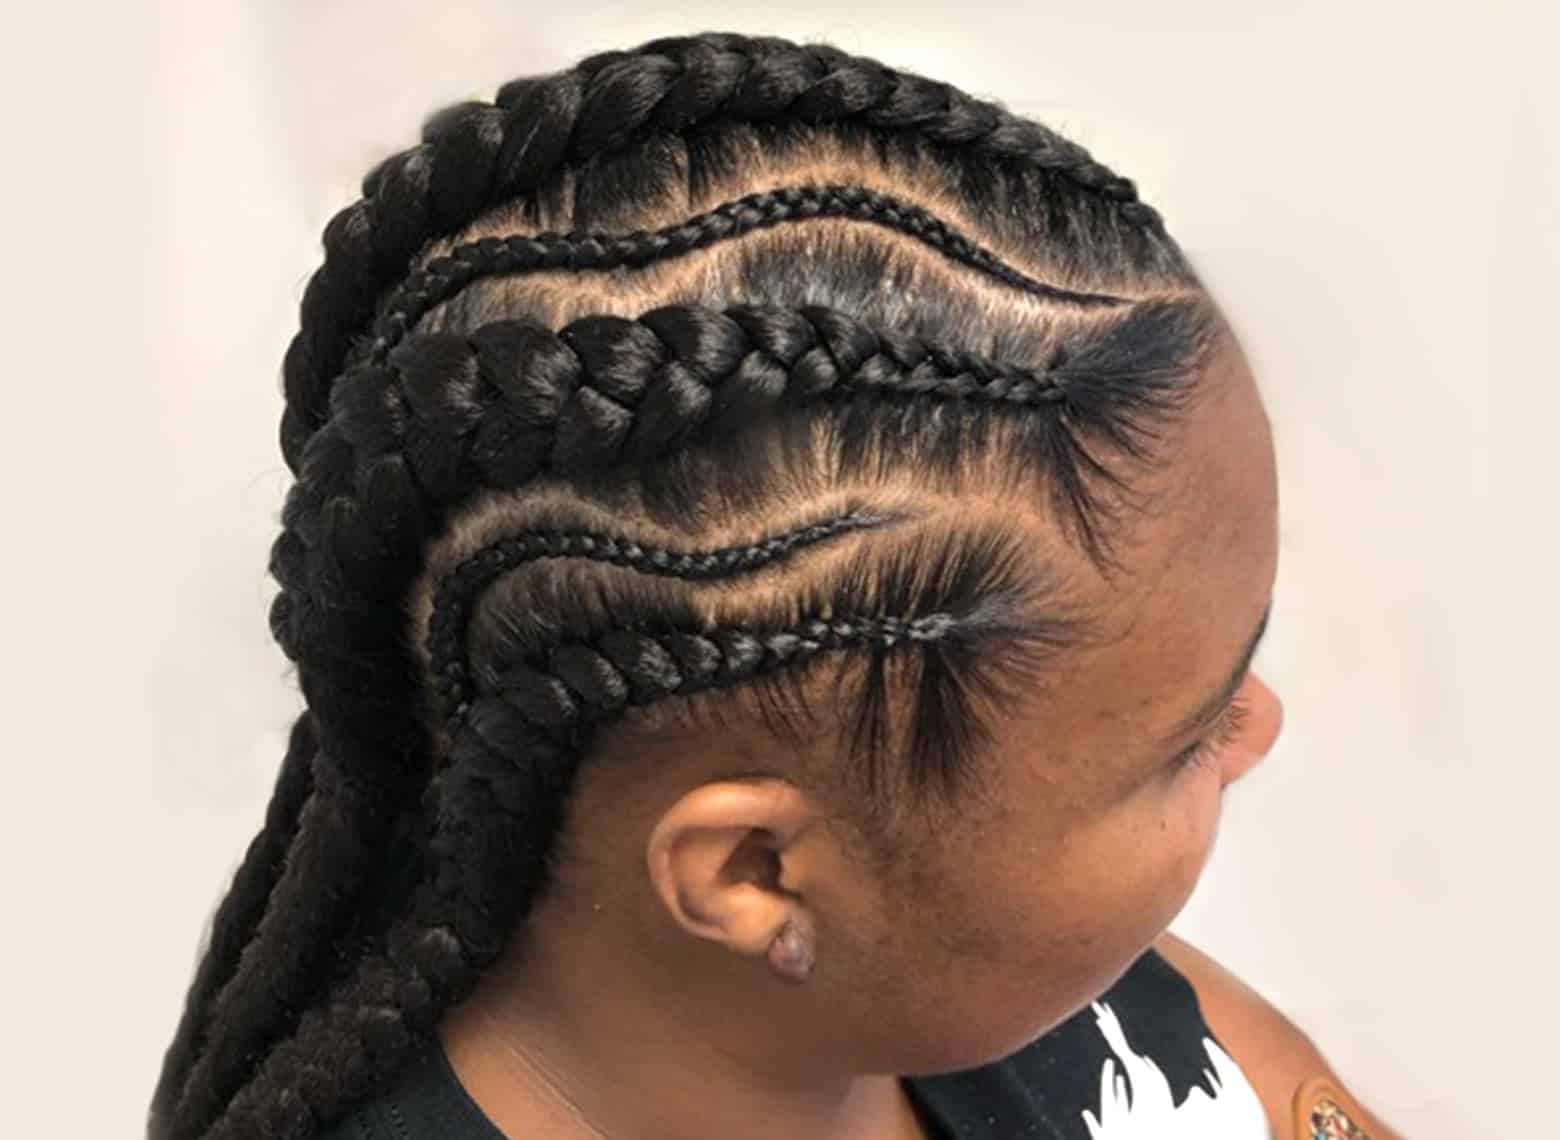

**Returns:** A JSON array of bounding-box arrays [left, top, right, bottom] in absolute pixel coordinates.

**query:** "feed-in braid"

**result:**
[[153, 29, 1227, 1140]]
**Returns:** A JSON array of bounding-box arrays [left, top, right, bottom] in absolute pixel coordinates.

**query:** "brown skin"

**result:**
[[437, 327, 1382, 1140]]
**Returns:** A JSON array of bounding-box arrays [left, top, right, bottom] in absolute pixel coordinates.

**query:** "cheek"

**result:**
[[1175, 751, 1227, 831], [1038, 776, 1225, 1000], [1166, 761, 1227, 892], [924, 780, 1225, 1065]]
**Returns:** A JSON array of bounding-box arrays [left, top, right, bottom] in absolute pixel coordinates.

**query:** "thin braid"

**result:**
[[280, 33, 1170, 475], [424, 508, 908, 726], [150, 713, 317, 1130], [349, 183, 1134, 374], [208, 613, 965, 1140]]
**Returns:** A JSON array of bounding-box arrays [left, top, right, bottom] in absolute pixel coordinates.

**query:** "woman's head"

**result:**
[[464, 313, 1280, 1092], [152, 32, 1281, 1140]]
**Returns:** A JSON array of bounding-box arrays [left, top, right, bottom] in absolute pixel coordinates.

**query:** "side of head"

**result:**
[[150, 32, 1280, 1140]]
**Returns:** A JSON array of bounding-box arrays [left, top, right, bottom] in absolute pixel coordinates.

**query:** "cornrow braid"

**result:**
[[280, 31, 1177, 477], [424, 507, 909, 727], [154, 29, 1225, 1140]]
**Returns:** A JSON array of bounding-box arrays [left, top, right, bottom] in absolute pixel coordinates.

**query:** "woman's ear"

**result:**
[[645, 777, 823, 982]]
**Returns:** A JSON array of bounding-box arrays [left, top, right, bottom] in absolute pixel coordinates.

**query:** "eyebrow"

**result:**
[[1159, 600, 1273, 747]]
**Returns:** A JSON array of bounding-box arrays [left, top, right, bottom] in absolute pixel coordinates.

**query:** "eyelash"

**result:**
[[1173, 694, 1252, 773]]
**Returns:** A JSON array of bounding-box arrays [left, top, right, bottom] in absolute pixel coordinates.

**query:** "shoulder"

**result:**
[[1152, 931, 1405, 1140]]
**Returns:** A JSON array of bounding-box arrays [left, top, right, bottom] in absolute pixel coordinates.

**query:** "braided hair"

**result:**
[[149, 30, 1229, 1140]]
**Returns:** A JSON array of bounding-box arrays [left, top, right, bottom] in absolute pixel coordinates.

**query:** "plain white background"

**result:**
[[4, 3, 1554, 1137]]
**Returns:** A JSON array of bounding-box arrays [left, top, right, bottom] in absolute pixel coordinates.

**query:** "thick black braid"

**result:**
[[164, 465, 432, 1136], [348, 183, 1133, 374], [210, 611, 965, 1140], [328, 301, 1079, 510], [150, 713, 317, 1132], [280, 31, 1170, 476], [168, 751, 389, 1140]]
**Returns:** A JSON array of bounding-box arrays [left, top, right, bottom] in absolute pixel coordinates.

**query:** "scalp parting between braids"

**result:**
[[150, 31, 1228, 1140]]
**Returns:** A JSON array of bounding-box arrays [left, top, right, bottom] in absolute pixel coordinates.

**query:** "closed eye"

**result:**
[[1172, 693, 1251, 774]]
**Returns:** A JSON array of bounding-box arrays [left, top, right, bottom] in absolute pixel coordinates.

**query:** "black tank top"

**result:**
[[316, 948, 1270, 1140]]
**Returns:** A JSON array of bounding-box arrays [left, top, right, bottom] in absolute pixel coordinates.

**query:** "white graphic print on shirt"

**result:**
[[1081, 1001, 1270, 1139]]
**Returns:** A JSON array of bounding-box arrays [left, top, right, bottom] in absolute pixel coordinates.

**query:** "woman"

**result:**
[[149, 30, 1404, 1140]]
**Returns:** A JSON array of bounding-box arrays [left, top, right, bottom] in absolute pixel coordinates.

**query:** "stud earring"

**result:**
[[768, 915, 815, 984]]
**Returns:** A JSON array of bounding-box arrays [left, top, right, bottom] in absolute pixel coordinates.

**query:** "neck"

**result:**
[[435, 900, 929, 1140]]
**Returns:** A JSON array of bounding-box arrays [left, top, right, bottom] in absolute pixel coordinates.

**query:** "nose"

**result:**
[[1220, 672, 1283, 789]]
